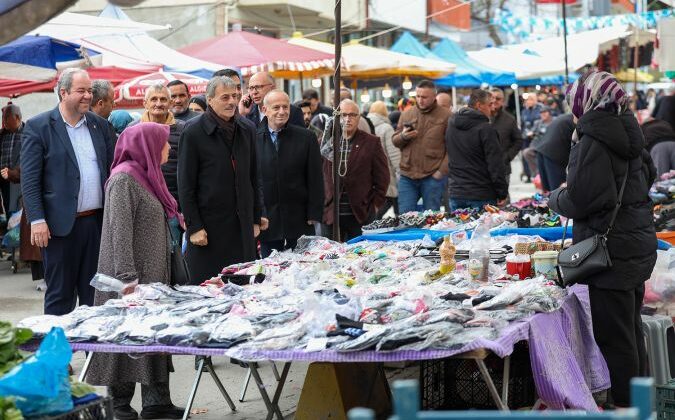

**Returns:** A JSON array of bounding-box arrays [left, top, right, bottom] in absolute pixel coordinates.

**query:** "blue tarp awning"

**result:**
[[0, 35, 99, 81], [431, 38, 517, 87]]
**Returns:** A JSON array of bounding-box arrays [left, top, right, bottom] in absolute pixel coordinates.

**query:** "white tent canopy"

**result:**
[[28, 12, 170, 40], [467, 48, 567, 80], [502, 25, 655, 71], [289, 36, 454, 78], [65, 6, 221, 77]]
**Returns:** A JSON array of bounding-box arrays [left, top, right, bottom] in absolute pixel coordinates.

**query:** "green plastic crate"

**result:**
[[657, 379, 675, 420]]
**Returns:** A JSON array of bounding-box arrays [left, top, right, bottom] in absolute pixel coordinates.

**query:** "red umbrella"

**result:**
[[114, 70, 208, 108], [179, 30, 334, 78]]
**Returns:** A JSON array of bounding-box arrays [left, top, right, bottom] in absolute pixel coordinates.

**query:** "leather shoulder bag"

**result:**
[[555, 165, 629, 287]]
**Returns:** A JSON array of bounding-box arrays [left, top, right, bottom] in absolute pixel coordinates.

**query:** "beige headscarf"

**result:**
[[140, 110, 176, 126]]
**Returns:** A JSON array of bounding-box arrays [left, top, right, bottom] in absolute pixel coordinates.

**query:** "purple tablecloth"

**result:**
[[69, 285, 608, 411]]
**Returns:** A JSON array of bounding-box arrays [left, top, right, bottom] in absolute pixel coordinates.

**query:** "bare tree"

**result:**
[[471, 0, 507, 46]]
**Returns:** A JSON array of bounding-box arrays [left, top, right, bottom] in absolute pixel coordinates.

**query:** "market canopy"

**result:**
[[114, 70, 208, 108], [431, 38, 516, 87], [0, 35, 100, 81], [502, 25, 655, 72], [179, 30, 335, 79], [390, 31, 442, 60], [467, 47, 568, 80], [288, 35, 455, 79], [70, 5, 223, 79], [0, 66, 154, 98], [28, 11, 170, 41]]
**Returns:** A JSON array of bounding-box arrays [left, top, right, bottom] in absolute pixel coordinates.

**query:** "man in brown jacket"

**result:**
[[393, 80, 451, 213], [323, 99, 389, 242]]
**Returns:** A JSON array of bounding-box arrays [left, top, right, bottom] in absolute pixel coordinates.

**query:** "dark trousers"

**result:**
[[589, 284, 647, 406], [448, 198, 497, 212], [109, 382, 172, 409], [42, 213, 102, 315], [537, 153, 567, 192], [323, 214, 363, 242], [375, 197, 399, 219], [260, 237, 298, 258], [0, 179, 9, 215]]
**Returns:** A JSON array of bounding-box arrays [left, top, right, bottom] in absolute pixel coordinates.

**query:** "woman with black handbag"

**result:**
[[87, 122, 185, 419], [548, 70, 658, 407]]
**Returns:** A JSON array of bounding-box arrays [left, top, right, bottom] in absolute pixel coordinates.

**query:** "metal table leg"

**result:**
[[240, 361, 282, 403], [271, 362, 281, 381], [249, 363, 284, 420], [266, 362, 291, 420], [204, 357, 236, 411], [476, 359, 509, 411], [502, 355, 511, 406], [183, 357, 206, 420], [78, 351, 94, 382], [239, 368, 253, 402]]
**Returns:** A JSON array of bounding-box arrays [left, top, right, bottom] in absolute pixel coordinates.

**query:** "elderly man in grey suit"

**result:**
[[21, 68, 115, 315]]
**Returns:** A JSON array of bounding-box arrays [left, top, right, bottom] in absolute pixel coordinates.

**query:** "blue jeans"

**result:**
[[449, 198, 496, 212], [537, 153, 566, 192], [398, 175, 446, 213]]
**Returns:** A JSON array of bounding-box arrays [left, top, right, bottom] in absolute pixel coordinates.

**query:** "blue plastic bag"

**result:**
[[1, 225, 19, 249], [0, 327, 73, 416]]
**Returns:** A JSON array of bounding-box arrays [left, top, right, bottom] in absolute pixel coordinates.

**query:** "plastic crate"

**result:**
[[657, 379, 675, 420], [34, 397, 114, 420], [419, 341, 535, 410]]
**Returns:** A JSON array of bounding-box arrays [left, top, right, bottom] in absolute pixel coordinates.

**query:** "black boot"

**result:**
[[140, 404, 186, 419], [113, 404, 138, 420]]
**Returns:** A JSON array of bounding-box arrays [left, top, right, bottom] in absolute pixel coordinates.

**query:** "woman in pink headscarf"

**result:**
[[86, 122, 184, 419]]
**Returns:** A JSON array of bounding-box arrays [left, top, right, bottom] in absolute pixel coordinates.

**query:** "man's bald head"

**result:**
[[436, 92, 452, 110], [248, 72, 276, 105]]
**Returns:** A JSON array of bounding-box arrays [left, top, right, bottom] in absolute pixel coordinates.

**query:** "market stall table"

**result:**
[[62, 285, 607, 419]]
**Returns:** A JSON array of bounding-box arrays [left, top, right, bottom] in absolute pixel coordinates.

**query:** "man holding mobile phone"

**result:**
[[392, 80, 451, 213]]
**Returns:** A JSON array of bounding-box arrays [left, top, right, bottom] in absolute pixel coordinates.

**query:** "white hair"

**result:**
[[144, 83, 170, 101]]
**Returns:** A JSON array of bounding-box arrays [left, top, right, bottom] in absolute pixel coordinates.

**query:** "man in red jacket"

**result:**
[[323, 99, 389, 242]]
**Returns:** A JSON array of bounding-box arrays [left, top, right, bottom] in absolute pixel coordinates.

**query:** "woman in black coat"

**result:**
[[548, 70, 658, 407], [178, 76, 262, 284]]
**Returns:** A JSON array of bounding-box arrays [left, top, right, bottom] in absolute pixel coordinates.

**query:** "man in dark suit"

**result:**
[[239, 71, 304, 128], [323, 99, 389, 242], [256, 90, 323, 257], [21, 68, 115, 315]]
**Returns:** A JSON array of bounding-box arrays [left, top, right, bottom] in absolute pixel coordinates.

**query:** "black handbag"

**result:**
[[555, 167, 629, 287], [166, 218, 191, 286]]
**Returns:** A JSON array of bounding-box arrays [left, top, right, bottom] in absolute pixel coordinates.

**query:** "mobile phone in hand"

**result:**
[[243, 95, 252, 108]]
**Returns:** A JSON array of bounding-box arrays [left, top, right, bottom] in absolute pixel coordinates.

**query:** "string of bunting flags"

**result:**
[[493, 8, 673, 41]]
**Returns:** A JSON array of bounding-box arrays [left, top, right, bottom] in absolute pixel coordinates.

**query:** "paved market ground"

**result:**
[[0, 163, 535, 419]]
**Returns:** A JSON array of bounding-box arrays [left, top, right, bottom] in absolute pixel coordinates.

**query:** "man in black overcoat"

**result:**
[[256, 90, 323, 257], [178, 76, 262, 283]]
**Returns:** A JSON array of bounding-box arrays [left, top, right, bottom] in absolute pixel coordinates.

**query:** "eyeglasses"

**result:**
[[341, 113, 359, 119], [247, 83, 272, 92]]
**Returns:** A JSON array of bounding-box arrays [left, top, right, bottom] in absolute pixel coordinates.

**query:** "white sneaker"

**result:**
[[35, 280, 47, 291]]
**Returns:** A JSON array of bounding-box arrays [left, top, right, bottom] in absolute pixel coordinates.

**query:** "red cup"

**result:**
[[506, 259, 532, 280]]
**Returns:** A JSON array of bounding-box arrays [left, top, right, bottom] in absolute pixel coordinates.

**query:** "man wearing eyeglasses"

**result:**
[[322, 99, 389, 242], [21, 68, 115, 315], [238, 71, 305, 128]]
